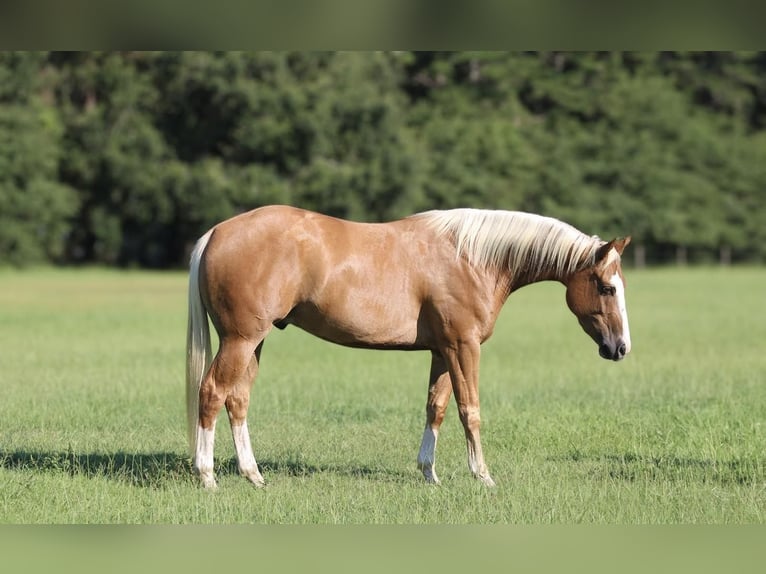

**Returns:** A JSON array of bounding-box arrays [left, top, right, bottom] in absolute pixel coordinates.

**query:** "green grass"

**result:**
[[0, 266, 764, 523]]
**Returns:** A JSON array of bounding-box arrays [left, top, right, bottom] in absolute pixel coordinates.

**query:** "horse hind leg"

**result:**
[[194, 364, 225, 489], [225, 340, 267, 487], [195, 336, 262, 489]]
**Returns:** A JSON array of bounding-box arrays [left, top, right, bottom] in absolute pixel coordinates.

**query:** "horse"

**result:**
[[186, 205, 631, 488]]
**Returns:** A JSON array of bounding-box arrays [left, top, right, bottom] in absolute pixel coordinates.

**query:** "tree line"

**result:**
[[1, 51, 765, 268]]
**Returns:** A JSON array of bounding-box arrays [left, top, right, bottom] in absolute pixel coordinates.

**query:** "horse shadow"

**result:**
[[0, 449, 410, 488], [0, 450, 195, 488]]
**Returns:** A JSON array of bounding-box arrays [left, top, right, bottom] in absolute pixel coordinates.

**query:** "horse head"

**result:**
[[565, 237, 632, 361]]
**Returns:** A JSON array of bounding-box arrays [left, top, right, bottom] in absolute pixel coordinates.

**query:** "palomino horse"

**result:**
[[186, 205, 631, 488]]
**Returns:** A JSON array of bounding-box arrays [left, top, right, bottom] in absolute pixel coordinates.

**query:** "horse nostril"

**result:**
[[617, 343, 627, 359], [601, 342, 627, 361]]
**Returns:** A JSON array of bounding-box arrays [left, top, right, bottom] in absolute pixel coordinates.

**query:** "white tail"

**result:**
[[186, 229, 214, 457]]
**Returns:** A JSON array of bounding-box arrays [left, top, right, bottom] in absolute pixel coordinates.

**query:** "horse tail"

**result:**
[[186, 228, 214, 458]]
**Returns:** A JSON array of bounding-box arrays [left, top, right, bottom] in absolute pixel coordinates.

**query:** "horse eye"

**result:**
[[598, 284, 615, 296]]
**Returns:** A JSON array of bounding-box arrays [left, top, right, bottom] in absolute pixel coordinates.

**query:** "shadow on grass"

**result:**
[[0, 450, 411, 487], [220, 457, 412, 483], [0, 450, 194, 488], [552, 451, 765, 486]]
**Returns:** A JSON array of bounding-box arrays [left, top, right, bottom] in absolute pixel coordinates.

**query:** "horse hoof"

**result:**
[[245, 474, 266, 488], [477, 474, 496, 487], [201, 477, 218, 490], [196, 469, 218, 489], [241, 468, 266, 488], [419, 466, 441, 485]]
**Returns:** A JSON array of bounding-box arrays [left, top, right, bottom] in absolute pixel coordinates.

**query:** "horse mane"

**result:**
[[418, 208, 603, 277]]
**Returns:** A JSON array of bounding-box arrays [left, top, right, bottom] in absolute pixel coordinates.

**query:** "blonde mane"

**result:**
[[419, 208, 603, 278]]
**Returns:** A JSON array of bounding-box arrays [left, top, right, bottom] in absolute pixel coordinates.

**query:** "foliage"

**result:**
[[1, 51, 766, 267], [0, 52, 79, 265]]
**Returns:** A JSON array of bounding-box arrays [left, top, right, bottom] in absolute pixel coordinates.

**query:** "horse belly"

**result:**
[[287, 287, 423, 349]]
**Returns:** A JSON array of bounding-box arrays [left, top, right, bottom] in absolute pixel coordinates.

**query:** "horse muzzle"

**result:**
[[599, 340, 628, 361]]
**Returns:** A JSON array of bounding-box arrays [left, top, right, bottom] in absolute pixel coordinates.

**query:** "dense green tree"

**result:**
[[1, 51, 764, 267], [0, 52, 78, 265], [296, 52, 427, 221]]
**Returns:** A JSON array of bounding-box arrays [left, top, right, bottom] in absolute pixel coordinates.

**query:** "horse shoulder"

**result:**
[[409, 241, 505, 345]]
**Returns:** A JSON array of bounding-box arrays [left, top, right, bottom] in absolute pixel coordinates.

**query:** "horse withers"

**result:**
[[186, 205, 631, 488]]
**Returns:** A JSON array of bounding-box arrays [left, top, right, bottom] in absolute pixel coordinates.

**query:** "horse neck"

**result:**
[[503, 249, 590, 292], [504, 266, 567, 293], [497, 226, 598, 293]]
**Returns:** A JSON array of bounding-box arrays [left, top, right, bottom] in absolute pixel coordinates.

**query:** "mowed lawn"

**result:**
[[0, 266, 764, 523]]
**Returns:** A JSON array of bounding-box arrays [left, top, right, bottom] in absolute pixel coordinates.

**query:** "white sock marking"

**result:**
[[418, 426, 440, 482], [232, 421, 258, 473], [195, 423, 216, 474], [418, 427, 438, 467]]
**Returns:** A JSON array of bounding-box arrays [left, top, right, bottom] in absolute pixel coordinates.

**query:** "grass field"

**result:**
[[0, 266, 764, 523]]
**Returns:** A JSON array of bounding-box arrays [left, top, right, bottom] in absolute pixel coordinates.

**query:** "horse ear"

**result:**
[[611, 236, 631, 255], [595, 236, 631, 263]]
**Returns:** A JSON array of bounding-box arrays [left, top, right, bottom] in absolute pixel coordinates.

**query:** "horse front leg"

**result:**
[[443, 340, 496, 487], [417, 351, 452, 484]]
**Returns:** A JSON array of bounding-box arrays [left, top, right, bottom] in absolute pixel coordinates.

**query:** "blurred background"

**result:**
[[1, 51, 765, 269]]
